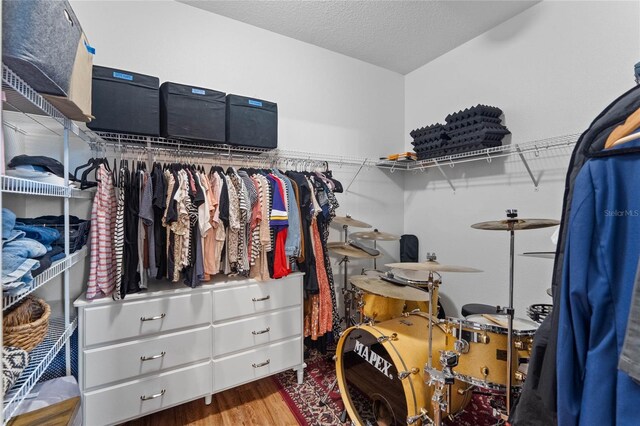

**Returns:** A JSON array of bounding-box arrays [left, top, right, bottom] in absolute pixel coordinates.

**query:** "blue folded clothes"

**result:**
[[32, 246, 65, 277], [2, 208, 15, 239], [50, 251, 66, 262], [2, 252, 39, 287], [3, 238, 48, 259], [14, 223, 60, 250]]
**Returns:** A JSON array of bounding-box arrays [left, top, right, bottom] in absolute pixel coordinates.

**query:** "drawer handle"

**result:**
[[252, 295, 270, 302], [252, 327, 270, 335], [140, 351, 166, 361], [252, 359, 270, 368], [140, 313, 166, 322], [140, 389, 166, 401]]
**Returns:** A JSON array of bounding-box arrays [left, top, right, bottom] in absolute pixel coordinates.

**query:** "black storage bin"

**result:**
[[225, 95, 277, 149], [88, 66, 159, 136], [2, 0, 85, 96], [160, 82, 225, 142]]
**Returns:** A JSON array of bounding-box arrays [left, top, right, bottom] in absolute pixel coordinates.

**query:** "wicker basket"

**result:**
[[3, 297, 50, 352]]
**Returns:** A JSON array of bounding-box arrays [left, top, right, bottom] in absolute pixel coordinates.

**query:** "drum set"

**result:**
[[329, 210, 559, 426]]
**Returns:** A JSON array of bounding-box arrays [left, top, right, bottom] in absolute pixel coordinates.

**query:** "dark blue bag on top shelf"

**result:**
[[160, 82, 226, 142], [225, 94, 278, 149], [88, 66, 159, 136]]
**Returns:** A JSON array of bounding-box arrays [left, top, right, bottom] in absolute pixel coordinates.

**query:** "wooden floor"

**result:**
[[122, 377, 300, 426]]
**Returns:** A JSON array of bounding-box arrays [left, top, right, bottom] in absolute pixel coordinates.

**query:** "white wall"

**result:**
[[404, 1, 640, 318], [3, 0, 406, 305]]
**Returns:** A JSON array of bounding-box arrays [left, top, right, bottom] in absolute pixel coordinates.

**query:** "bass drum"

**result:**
[[336, 313, 471, 425]]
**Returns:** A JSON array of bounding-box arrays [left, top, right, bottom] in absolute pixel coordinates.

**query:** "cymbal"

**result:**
[[471, 219, 560, 231], [333, 215, 372, 228], [390, 268, 434, 283], [385, 260, 482, 273], [350, 230, 400, 241], [328, 242, 381, 259], [350, 276, 431, 301]]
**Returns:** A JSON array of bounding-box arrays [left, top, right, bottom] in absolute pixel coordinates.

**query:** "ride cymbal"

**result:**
[[471, 219, 560, 231], [333, 215, 372, 228], [350, 230, 400, 241], [328, 243, 381, 259], [350, 276, 431, 301], [385, 260, 482, 273]]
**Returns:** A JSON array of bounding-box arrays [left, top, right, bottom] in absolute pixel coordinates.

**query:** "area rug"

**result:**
[[272, 349, 505, 426]]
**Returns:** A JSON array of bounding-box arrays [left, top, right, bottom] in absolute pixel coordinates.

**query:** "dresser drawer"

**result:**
[[83, 292, 212, 346], [83, 361, 211, 426], [213, 337, 301, 392], [213, 275, 301, 321], [213, 307, 301, 356], [84, 326, 211, 389]]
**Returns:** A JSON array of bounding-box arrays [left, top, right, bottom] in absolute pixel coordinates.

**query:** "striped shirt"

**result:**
[[86, 164, 117, 299]]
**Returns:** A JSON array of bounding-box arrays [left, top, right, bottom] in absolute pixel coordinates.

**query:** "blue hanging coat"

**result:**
[[558, 139, 640, 425]]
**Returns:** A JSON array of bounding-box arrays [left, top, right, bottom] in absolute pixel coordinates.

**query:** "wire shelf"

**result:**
[[91, 131, 383, 168], [378, 133, 579, 172], [1, 64, 94, 144], [1, 176, 94, 199], [2, 317, 77, 424], [3, 247, 88, 311]]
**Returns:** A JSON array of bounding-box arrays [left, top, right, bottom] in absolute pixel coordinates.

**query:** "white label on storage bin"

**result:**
[[192, 88, 206, 95], [248, 99, 263, 107], [113, 72, 133, 81]]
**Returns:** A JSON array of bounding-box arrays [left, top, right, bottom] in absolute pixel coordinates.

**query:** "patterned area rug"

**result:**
[[272, 350, 505, 426]]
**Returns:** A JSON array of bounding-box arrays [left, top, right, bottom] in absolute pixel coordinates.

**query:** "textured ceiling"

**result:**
[[179, 0, 538, 74]]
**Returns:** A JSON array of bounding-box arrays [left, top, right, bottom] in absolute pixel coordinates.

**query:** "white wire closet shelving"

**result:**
[[90, 131, 393, 169], [2, 317, 77, 424], [2, 62, 87, 423], [1, 176, 94, 199], [379, 133, 580, 191], [3, 247, 88, 311], [2, 65, 94, 144]]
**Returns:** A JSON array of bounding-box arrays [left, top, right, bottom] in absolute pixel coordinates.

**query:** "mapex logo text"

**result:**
[[353, 339, 393, 379], [604, 209, 640, 217]]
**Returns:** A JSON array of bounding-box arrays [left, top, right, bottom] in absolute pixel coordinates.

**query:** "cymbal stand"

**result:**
[[372, 229, 379, 270], [503, 209, 517, 415], [339, 224, 360, 328], [425, 252, 440, 370]]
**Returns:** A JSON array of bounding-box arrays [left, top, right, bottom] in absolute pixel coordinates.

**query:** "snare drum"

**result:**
[[336, 313, 471, 425], [444, 315, 538, 389]]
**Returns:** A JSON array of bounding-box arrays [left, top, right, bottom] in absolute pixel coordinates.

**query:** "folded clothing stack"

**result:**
[[5, 155, 79, 187], [17, 215, 90, 254], [2, 209, 65, 295], [411, 105, 510, 160]]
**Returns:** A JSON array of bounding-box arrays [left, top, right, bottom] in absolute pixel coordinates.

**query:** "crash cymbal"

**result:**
[[471, 218, 560, 231], [385, 260, 482, 273], [333, 215, 372, 228], [328, 243, 381, 259], [350, 229, 400, 241], [350, 276, 431, 301]]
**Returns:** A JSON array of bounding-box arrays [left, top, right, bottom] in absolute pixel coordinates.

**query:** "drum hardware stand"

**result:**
[[372, 228, 379, 270], [423, 253, 441, 371], [499, 209, 517, 415], [422, 351, 459, 426]]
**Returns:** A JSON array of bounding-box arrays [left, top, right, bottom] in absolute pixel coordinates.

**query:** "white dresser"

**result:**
[[74, 273, 305, 426]]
